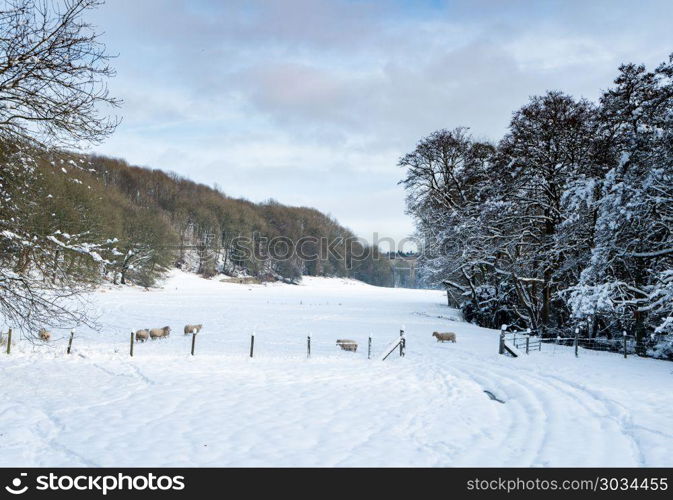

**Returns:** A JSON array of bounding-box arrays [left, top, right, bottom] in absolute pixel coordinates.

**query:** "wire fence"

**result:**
[[507, 332, 542, 353], [499, 325, 653, 359], [540, 334, 643, 358], [0, 327, 408, 362]]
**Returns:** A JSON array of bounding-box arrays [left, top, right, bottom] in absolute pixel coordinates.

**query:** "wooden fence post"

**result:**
[[499, 325, 506, 355], [6, 328, 11, 355], [307, 335, 311, 358], [129, 331, 134, 357], [191, 333, 196, 356], [399, 327, 404, 357], [525, 328, 531, 355], [250, 334, 255, 358], [623, 331, 627, 359], [67, 330, 75, 354], [574, 328, 579, 358], [368, 335, 372, 360]]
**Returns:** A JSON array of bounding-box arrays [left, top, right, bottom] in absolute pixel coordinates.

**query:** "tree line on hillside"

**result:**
[[401, 54, 673, 359], [87, 154, 395, 287]]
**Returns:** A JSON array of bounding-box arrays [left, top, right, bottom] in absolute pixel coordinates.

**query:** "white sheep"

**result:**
[[149, 326, 171, 340], [336, 339, 358, 352], [432, 331, 456, 343], [135, 329, 149, 342], [183, 324, 203, 335], [39, 328, 51, 341]]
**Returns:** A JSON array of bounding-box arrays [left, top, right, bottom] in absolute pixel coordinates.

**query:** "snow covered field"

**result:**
[[1, 271, 672, 467]]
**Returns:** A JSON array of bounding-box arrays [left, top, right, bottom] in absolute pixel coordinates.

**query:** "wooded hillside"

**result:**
[[23, 151, 394, 289]]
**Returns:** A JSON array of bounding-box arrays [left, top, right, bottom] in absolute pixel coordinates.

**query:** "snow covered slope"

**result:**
[[1, 271, 671, 467]]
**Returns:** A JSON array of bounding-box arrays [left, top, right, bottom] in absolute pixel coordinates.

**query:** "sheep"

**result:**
[[432, 331, 456, 343], [184, 324, 203, 335], [135, 329, 150, 342], [38, 328, 51, 341], [149, 326, 171, 340], [336, 339, 358, 352]]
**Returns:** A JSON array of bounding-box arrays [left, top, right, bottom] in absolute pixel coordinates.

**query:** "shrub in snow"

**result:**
[[647, 335, 673, 361]]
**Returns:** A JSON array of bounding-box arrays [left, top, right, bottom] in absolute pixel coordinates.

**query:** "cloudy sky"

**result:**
[[89, 0, 673, 244]]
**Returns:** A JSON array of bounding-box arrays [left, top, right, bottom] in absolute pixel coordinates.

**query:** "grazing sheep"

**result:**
[[336, 339, 358, 352], [432, 331, 456, 343], [38, 328, 51, 341], [149, 326, 171, 340], [183, 324, 203, 335], [135, 329, 150, 342]]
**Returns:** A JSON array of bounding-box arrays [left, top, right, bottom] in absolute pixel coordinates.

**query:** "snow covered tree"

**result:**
[[400, 98, 607, 332], [569, 56, 673, 345], [0, 142, 110, 333], [495, 91, 607, 332], [402, 54, 673, 355], [0, 0, 119, 336], [399, 128, 512, 326]]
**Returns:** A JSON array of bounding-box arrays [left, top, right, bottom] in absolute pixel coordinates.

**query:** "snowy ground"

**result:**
[[1, 271, 672, 467]]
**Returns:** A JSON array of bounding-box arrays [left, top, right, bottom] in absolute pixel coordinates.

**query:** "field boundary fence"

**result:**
[[0, 326, 410, 362]]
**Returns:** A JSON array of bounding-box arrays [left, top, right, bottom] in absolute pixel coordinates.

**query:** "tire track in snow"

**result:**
[[411, 343, 550, 466], [541, 375, 648, 466], [490, 366, 641, 465], [376, 355, 534, 466], [442, 356, 642, 466], [450, 361, 549, 466]]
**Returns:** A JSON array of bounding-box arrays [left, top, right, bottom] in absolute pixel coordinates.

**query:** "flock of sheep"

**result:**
[[134, 324, 203, 342], [33, 325, 204, 343], [34, 326, 457, 350]]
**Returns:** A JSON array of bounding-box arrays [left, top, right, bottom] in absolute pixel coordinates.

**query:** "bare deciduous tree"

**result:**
[[0, 0, 120, 146]]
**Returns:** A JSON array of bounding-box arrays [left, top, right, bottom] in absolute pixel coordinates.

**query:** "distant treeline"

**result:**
[[24, 151, 395, 288]]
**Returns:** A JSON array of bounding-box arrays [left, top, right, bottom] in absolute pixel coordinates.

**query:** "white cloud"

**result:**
[[89, 0, 673, 243]]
